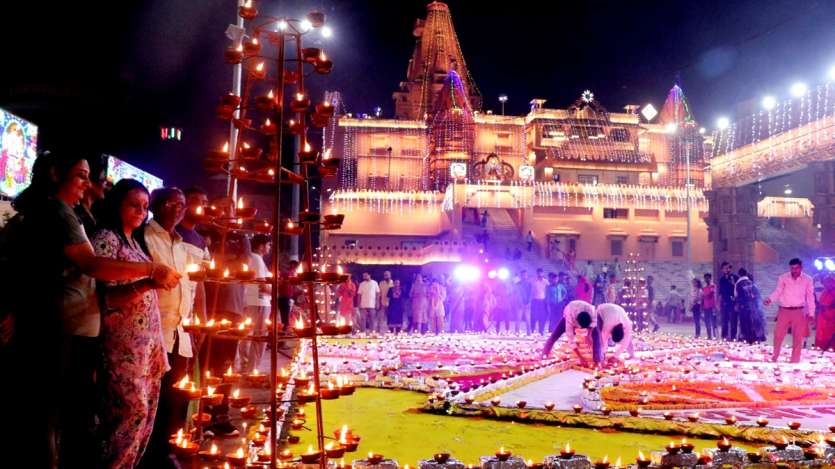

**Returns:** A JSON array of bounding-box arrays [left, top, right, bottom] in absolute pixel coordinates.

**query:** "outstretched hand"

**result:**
[[152, 263, 181, 289]]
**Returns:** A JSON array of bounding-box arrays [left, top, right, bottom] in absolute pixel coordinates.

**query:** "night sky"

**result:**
[[2, 0, 834, 187]]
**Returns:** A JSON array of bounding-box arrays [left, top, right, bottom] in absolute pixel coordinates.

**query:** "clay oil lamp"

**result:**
[[747, 451, 763, 463], [206, 259, 223, 280], [315, 100, 335, 117], [560, 442, 575, 459], [464, 396, 475, 405], [663, 411, 674, 421], [318, 321, 340, 336], [198, 443, 224, 462], [336, 318, 353, 335], [174, 376, 202, 400], [186, 263, 206, 282], [297, 383, 318, 404], [573, 404, 583, 414], [191, 411, 211, 426], [260, 117, 276, 135], [665, 441, 680, 455], [338, 378, 355, 396], [251, 431, 266, 447], [290, 418, 305, 430], [256, 446, 271, 462], [238, 0, 257, 20], [319, 150, 341, 177], [169, 429, 199, 457], [687, 412, 700, 423], [717, 437, 732, 452], [201, 386, 224, 406], [787, 421, 801, 430], [593, 455, 610, 469], [680, 438, 695, 454], [246, 368, 267, 386], [293, 318, 315, 338], [773, 436, 789, 451], [526, 459, 544, 469], [516, 400, 527, 409], [235, 262, 256, 282], [829, 425, 835, 433], [495, 447, 512, 462], [321, 382, 340, 400], [635, 451, 651, 468], [290, 92, 311, 113], [490, 397, 501, 406], [249, 61, 266, 80], [804, 447, 823, 461], [725, 415, 737, 425], [287, 434, 301, 444], [240, 405, 258, 419], [320, 264, 347, 284], [294, 372, 311, 389], [222, 365, 241, 384], [227, 447, 247, 466], [756, 416, 769, 427], [278, 449, 293, 462], [300, 445, 322, 464], [544, 401, 556, 411], [366, 452, 385, 465], [254, 89, 274, 112], [322, 442, 344, 459], [225, 43, 244, 64], [433, 453, 451, 464], [315, 52, 333, 74], [235, 197, 257, 219], [629, 407, 641, 417], [696, 450, 712, 466]]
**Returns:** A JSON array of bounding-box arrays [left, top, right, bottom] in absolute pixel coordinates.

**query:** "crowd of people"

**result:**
[[0, 151, 273, 468], [0, 152, 833, 469]]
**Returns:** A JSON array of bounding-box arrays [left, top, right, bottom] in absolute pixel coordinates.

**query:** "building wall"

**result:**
[[522, 205, 713, 262]]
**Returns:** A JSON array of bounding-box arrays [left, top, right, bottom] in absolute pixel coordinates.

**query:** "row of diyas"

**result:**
[[181, 313, 352, 338], [185, 259, 348, 284]]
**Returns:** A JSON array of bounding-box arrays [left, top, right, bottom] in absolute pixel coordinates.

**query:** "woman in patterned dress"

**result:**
[[409, 274, 428, 333], [92, 179, 169, 469]]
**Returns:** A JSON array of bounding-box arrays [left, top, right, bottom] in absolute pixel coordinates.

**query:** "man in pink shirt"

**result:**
[[596, 303, 633, 364], [764, 258, 816, 363]]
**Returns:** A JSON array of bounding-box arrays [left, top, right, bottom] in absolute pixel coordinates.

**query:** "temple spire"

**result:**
[[392, 2, 481, 120]]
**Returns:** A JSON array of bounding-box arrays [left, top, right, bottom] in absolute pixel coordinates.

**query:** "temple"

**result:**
[[321, 2, 776, 268]]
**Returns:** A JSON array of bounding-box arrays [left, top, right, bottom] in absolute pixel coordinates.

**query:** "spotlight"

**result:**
[[790, 82, 808, 97], [698, 127, 706, 134], [453, 265, 481, 283], [488, 270, 497, 279], [829, 65, 835, 81], [321, 25, 333, 38], [761, 95, 776, 111], [814, 259, 824, 271], [665, 122, 678, 134], [299, 19, 313, 32], [497, 267, 510, 281], [716, 117, 730, 130], [826, 259, 835, 272]]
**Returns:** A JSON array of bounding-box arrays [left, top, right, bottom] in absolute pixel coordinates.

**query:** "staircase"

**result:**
[[485, 208, 519, 239]]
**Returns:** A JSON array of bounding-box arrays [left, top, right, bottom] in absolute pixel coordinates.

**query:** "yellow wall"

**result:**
[[524, 205, 712, 262]]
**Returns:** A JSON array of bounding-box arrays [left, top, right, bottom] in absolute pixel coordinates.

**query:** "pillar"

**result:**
[[812, 161, 835, 253], [705, 185, 758, 278]]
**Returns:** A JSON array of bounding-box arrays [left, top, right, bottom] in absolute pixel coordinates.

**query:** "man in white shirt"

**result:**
[[357, 272, 380, 333], [596, 303, 634, 364], [240, 235, 271, 372], [141, 187, 197, 468], [764, 258, 816, 363], [531, 268, 549, 333], [377, 271, 394, 333], [542, 300, 601, 365]]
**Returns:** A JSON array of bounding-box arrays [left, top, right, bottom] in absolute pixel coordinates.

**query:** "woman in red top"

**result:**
[[701, 273, 717, 339], [336, 274, 357, 324], [816, 274, 835, 350]]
